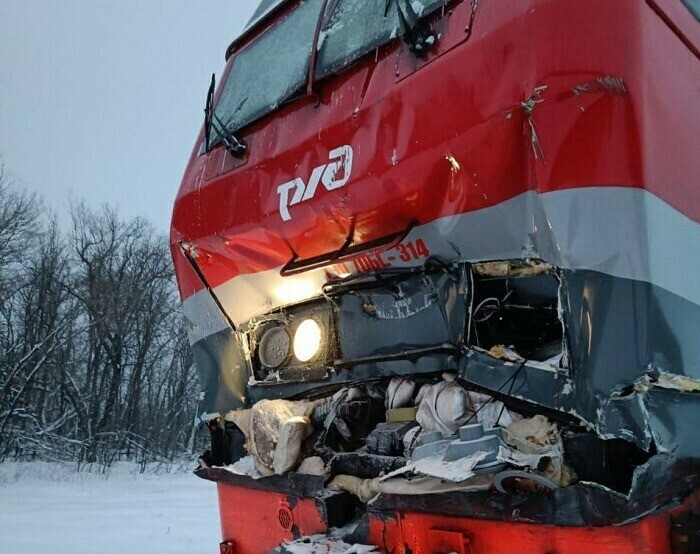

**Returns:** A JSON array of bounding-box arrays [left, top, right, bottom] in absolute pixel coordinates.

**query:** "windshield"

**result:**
[[214, 0, 324, 133], [316, 0, 446, 78], [214, 0, 447, 135]]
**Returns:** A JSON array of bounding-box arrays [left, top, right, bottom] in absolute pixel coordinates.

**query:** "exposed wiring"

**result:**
[[495, 359, 526, 426], [463, 358, 528, 426], [472, 296, 500, 322], [472, 289, 513, 323], [466, 268, 476, 345]]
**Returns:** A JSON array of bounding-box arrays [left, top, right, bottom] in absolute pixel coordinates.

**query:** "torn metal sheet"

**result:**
[[368, 454, 700, 527], [192, 260, 700, 469]]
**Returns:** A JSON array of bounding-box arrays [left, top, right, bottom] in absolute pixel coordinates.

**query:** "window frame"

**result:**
[[212, 0, 324, 138], [313, 0, 451, 80]]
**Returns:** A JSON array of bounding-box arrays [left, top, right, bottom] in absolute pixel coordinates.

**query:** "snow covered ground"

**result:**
[[0, 461, 220, 554]]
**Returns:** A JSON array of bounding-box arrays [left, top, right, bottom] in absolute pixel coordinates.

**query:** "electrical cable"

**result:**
[[495, 359, 526, 426], [463, 358, 528, 427]]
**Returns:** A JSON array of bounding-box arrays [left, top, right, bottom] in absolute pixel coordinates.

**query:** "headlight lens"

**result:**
[[258, 326, 290, 368], [293, 318, 323, 362]]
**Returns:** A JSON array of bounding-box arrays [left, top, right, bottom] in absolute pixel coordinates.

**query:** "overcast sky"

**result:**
[[0, 0, 260, 231]]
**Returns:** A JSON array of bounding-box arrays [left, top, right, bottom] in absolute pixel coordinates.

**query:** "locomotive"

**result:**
[[171, 1, 700, 551]]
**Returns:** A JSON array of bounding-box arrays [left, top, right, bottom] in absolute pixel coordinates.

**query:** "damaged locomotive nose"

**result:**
[[191, 257, 700, 550], [172, 0, 700, 550]]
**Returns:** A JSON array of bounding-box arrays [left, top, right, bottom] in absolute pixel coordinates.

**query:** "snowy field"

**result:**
[[0, 461, 220, 554]]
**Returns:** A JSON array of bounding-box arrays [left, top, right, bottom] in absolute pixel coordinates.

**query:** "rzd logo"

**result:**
[[277, 145, 353, 221]]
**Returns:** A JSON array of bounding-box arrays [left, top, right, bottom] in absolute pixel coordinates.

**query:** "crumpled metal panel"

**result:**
[[459, 269, 700, 451], [246, 267, 465, 403], [337, 269, 465, 359]]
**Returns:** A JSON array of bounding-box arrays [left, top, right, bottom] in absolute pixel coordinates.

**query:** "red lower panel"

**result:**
[[217, 482, 673, 553], [367, 511, 671, 554], [217, 484, 327, 554]]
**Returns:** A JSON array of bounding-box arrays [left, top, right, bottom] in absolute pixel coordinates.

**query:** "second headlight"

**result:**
[[293, 318, 323, 362]]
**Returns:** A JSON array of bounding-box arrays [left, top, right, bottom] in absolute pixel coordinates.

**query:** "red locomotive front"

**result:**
[[171, 1, 700, 551]]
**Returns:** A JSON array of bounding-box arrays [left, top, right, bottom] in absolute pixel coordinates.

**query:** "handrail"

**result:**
[[280, 220, 417, 276], [178, 241, 237, 331]]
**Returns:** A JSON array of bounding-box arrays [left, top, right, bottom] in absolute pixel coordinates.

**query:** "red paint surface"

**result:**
[[216, 482, 673, 552], [366, 511, 671, 553], [216, 484, 327, 553], [171, 0, 700, 300]]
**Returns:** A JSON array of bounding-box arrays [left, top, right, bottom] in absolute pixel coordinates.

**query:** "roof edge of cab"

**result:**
[[226, 0, 294, 60]]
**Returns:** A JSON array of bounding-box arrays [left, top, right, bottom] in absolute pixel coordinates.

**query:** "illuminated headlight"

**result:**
[[250, 306, 332, 381], [258, 326, 291, 368], [293, 318, 323, 362]]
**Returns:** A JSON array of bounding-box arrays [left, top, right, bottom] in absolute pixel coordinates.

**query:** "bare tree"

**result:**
[[0, 163, 201, 467], [0, 163, 40, 356]]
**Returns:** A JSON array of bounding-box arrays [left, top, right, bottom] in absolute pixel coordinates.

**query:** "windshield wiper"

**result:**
[[211, 113, 247, 158], [385, 0, 436, 56], [203, 73, 247, 158], [204, 74, 215, 152]]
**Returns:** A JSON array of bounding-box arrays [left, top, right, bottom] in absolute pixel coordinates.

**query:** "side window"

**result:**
[[315, 0, 447, 78], [215, 0, 324, 133]]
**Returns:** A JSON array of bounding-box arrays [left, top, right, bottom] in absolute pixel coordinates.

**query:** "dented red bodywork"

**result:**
[[171, 0, 699, 303]]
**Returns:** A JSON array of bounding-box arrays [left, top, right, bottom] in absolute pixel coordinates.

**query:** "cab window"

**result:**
[[214, 0, 448, 135], [315, 0, 448, 78], [214, 0, 324, 133]]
